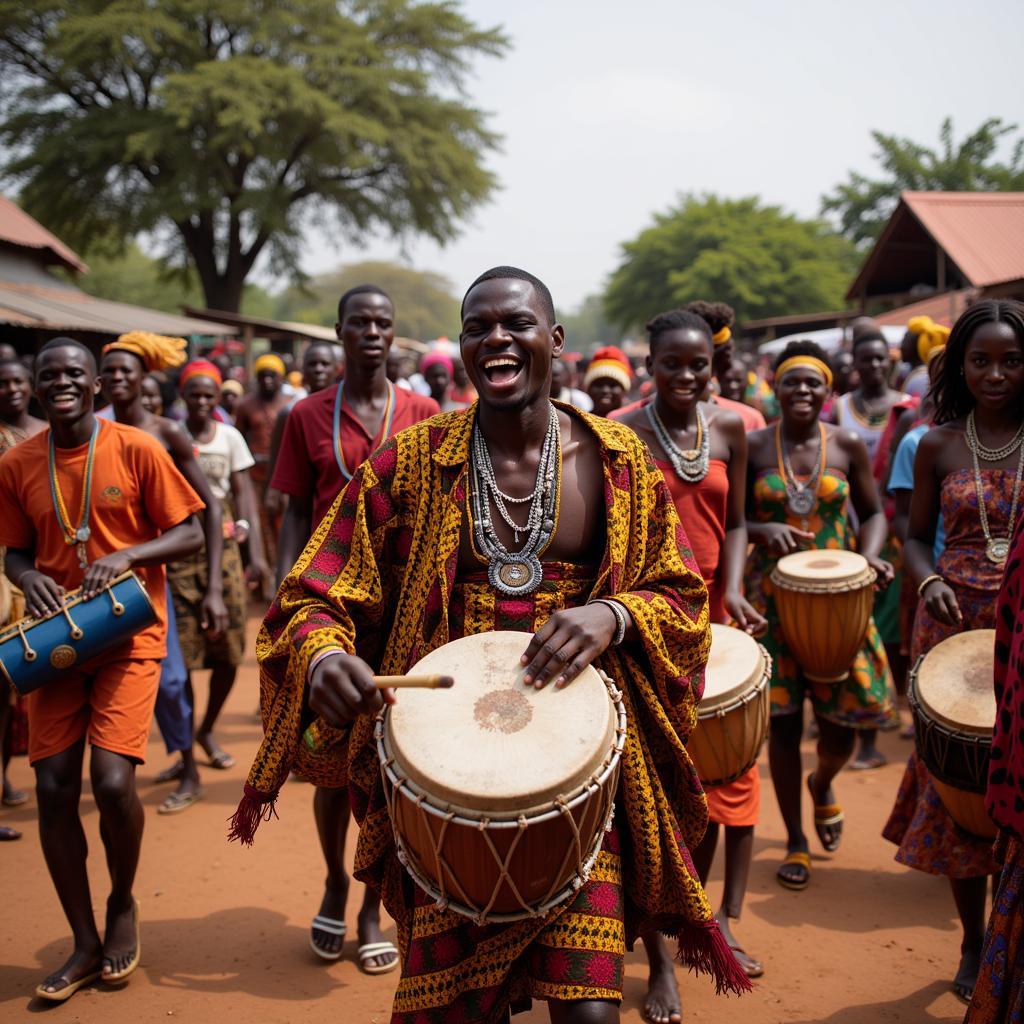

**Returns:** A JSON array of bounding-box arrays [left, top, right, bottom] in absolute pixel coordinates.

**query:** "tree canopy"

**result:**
[[274, 259, 459, 339], [0, 0, 507, 312], [822, 117, 1024, 245], [603, 194, 858, 331]]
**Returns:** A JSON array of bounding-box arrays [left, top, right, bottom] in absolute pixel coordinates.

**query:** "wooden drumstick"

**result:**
[[373, 674, 454, 690]]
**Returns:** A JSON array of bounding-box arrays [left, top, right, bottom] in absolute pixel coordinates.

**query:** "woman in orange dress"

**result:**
[[620, 309, 767, 1022]]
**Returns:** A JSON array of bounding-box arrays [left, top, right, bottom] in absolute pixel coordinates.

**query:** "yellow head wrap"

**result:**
[[909, 316, 950, 365], [220, 379, 244, 397], [254, 353, 286, 377], [775, 355, 833, 390], [712, 326, 732, 346], [104, 331, 187, 372]]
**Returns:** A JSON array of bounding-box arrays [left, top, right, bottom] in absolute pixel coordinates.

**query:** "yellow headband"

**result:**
[[909, 315, 950, 365], [254, 353, 286, 377], [712, 326, 732, 346], [104, 331, 187, 372], [776, 355, 833, 390]]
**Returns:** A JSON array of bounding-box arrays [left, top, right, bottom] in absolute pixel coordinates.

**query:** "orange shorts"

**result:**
[[27, 657, 161, 765], [705, 764, 760, 828]]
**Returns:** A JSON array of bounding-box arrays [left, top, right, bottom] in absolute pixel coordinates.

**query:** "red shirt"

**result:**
[[0, 420, 204, 659], [272, 383, 439, 526]]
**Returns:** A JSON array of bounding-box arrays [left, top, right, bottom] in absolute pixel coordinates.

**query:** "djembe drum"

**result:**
[[376, 630, 626, 923], [908, 629, 997, 839], [688, 624, 771, 788], [770, 549, 876, 683]]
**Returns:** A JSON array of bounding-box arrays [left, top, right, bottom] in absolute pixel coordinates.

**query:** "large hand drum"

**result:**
[[909, 629, 997, 839], [770, 549, 875, 683], [376, 631, 626, 923], [687, 624, 770, 788]]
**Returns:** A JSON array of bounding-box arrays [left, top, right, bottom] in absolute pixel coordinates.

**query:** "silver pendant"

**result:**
[[787, 489, 815, 516], [987, 538, 1009, 563], [76, 526, 91, 543], [488, 554, 543, 596]]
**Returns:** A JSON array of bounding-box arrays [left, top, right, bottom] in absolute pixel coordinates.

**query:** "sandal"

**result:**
[[728, 943, 765, 978], [154, 760, 185, 784], [807, 773, 844, 852], [310, 915, 346, 961], [102, 899, 141, 982], [776, 850, 811, 891], [0, 825, 21, 841], [35, 968, 101, 1003], [358, 941, 400, 975], [157, 789, 204, 815], [2, 787, 28, 807]]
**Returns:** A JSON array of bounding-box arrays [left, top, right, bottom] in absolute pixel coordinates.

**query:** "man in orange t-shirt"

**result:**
[[0, 339, 203, 1003]]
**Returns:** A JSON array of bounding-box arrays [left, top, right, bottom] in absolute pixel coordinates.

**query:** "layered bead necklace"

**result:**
[[646, 401, 710, 483], [469, 404, 560, 596], [333, 381, 395, 482], [776, 422, 826, 530], [965, 410, 1024, 564], [48, 420, 99, 570]]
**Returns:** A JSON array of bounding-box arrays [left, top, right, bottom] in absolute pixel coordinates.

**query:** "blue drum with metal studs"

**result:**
[[0, 572, 156, 695]]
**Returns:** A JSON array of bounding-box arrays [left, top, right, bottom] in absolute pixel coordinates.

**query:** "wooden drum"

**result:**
[[770, 549, 876, 683], [376, 631, 626, 923], [908, 629, 997, 839], [688, 624, 771, 788]]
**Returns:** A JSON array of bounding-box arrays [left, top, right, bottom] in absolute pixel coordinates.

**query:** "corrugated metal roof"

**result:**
[[903, 192, 1024, 288], [874, 288, 976, 328], [0, 195, 88, 274], [0, 281, 232, 337]]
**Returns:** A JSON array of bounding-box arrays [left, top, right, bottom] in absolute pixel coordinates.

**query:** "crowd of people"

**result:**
[[0, 272, 1021, 1024]]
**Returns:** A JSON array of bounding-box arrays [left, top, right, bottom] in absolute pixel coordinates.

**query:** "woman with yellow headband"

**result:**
[[745, 340, 895, 892], [902, 315, 950, 399]]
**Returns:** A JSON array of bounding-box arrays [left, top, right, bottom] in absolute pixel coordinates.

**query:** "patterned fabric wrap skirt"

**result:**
[[168, 538, 247, 669], [965, 834, 1024, 1024]]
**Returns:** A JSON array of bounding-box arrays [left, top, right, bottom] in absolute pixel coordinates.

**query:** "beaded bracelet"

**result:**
[[591, 598, 628, 646], [917, 573, 944, 597]]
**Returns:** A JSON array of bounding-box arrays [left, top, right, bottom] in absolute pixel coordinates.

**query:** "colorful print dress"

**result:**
[[746, 469, 894, 728], [882, 469, 1015, 878]]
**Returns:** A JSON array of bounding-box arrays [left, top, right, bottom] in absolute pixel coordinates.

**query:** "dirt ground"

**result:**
[[1, 625, 977, 1023]]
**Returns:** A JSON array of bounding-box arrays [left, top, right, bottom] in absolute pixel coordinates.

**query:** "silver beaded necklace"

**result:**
[[469, 404, 560, 596], [646, 401, 710, 483]]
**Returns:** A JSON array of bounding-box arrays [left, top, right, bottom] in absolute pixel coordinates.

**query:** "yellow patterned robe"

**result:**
[[236, 403, 749, 1011]]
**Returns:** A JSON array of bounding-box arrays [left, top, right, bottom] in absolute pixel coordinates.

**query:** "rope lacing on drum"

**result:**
[[473, 815, 537, 925]]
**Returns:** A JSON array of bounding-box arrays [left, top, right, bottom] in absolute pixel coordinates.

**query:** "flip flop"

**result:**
[[157, 789, 204, 815], [2, 787, 28, 806], [154, 760, 185, 784], [35, 969, 101, 1002], [102, 899, 141, 982], [358, 941, 400, 975], [0, 825, 21, 841], [776, 850, 811, 891], [807, 773, 844, 853], [728, 943, 765, 979], [205, 749, 235, 770], [310, 915, 346, 961]]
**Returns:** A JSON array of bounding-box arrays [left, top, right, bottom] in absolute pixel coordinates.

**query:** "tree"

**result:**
[[0, 1, 507, 312], [603, 194, 858, 331], [274, 260, 459, 339], [822, 117, 1024, 245]]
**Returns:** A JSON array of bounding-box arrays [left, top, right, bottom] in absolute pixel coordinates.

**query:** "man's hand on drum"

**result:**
[[309, 652, 394, 726], [864, 555, 895, 590], [761, 522, 815, 557], [724, 590, 768, 638], [521, 604, 626, 689], [920, 577, 963, 627], [81, 551, 135, 599], [19, 570, 65, 618]]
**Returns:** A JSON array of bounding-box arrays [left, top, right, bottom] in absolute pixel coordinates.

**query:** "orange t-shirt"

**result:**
[[0, 419, 204, 659]]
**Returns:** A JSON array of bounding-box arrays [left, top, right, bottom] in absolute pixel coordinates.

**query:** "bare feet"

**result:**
[[357, 902, 399, 973], [196, 731, 235, 770], [311, 877, 349, 959], [36, 946, 102, 1000], [643, 957, 681, 1023], [717, 910, 763, 979], [953, 944, 980, 1004], [102, 897, 140, 980]]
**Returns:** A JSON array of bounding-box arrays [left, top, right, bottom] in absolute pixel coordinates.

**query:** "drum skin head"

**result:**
[[774, 549, 869, 585], [915, 629, 996, 736], [386, 631, 615, 812], [703, 624, 765, 709]]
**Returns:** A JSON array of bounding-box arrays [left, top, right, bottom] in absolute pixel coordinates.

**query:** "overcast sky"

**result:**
[[298, 0, 1024, 313]]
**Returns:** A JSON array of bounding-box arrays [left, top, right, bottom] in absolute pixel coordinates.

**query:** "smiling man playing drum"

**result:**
[[233, 267, 750, 1022]]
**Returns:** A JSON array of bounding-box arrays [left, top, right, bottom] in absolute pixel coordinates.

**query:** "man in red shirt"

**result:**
[[0, 339, 203, 1002], [271, 285, 437, 972]]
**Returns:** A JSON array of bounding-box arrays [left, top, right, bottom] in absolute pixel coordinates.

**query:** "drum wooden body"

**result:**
[[770, 550, 875, 683], [909, 629, 996, 839], [688, 624, 770, 788], [377, 631, 626, 923]]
